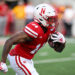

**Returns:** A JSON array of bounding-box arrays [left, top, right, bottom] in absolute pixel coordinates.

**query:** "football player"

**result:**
[[0, 3, 65, 75]]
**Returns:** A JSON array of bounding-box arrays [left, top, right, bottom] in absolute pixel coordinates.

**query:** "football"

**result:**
[[48, 32, 66, 52], [48, 36, 54, 48]]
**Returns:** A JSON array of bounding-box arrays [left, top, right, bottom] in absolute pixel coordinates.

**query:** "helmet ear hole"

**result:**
[[36, 7, 39, 9], [39, 18, 43, 21]]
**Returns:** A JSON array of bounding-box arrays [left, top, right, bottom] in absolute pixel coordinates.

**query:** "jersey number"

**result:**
[[30, 44, 41, 54]]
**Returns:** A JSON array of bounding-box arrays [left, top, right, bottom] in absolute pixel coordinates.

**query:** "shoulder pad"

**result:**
[[24, 22, 39, 38]]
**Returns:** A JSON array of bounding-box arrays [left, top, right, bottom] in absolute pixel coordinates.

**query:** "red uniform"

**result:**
[[9, 21, 55, 59]]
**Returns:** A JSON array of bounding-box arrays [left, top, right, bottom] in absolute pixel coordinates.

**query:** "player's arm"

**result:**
[[1, 31, 32, 63]]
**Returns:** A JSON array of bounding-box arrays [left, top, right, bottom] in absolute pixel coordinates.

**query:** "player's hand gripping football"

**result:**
[[48, 32, 66, 52], [0, 62, 8, 73], [50, 32, 65, 43]]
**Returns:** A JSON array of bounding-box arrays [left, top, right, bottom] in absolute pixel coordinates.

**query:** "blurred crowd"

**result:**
[[0, 0, 34, 36], [0, 0, 75, 38], [53, 4, 75, 38]]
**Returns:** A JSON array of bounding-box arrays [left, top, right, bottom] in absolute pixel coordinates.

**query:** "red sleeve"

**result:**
[[24, 24, 39, 38]]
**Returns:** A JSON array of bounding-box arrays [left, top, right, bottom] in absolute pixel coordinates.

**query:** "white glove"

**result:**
[[51, 32, 65, 43], [0, 62, 8, 72]]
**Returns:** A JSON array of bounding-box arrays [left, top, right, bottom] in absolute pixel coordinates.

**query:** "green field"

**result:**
[[0, 38, 75, 75]]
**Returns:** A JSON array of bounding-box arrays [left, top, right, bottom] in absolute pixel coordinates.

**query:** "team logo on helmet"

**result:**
[[40, 8, 46, 16]]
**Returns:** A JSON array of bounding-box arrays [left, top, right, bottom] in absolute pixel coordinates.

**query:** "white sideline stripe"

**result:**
[[8, 57, 75, 68], [34, 57, 75, 64], [39, 52, 48, 56], [71, 53, 75, 56]]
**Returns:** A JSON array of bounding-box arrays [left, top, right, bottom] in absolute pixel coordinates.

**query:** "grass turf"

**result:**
[[0, 39, 75, 75]]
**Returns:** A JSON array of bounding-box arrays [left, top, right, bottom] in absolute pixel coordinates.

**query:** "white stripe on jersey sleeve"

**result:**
[[25, 26, 38, 36], [25, 29, 37, 38]]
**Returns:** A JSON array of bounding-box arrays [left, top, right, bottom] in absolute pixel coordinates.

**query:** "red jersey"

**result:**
[[9, 21, 55, 59]]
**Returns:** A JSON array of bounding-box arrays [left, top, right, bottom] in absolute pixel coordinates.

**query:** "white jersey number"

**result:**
[[30, 44, 41, 54]]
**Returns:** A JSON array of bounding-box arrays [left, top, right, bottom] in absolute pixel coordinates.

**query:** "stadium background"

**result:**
[[0, 0, 75, 75]]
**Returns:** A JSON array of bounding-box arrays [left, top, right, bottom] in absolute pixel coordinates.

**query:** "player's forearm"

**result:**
[[1, 39, 13, 63]]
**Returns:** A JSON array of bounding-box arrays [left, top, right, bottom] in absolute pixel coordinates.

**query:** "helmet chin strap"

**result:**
[[38, 23, 48, 33]]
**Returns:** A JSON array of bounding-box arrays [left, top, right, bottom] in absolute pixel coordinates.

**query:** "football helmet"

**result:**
[[34, 3, 58, 27]]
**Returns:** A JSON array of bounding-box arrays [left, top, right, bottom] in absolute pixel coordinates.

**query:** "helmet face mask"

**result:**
[[34, 3, 58, 28], [46, 16, 58, 27]]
